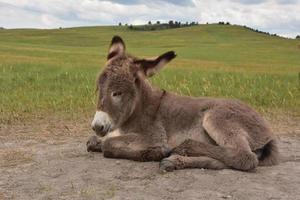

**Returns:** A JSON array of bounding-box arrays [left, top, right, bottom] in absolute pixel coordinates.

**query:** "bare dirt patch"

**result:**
[[0, 116, 300, 200]]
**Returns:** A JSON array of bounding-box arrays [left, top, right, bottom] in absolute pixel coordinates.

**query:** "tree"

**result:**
[[156, 21, 160, 25], [118, 22, 122, 26], [174, 21, 179, 27], [129, 24, 133, 29], [296, 35, 300, 39], [148, 21, 152, 25], [168, 20, 174, 27]]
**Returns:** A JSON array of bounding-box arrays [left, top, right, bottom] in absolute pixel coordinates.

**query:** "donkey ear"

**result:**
[[107, 35, 126, 60], [135, 51, 176, 77]]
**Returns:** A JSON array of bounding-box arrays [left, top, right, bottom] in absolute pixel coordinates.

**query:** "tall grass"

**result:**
[[0, 25, 299, 124]]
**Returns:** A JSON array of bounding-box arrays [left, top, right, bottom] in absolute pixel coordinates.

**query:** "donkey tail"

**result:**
[[258, 139, 279, 166]]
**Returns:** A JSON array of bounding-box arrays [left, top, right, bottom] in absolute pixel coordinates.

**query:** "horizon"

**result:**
[[1, 23, 298, 40], [0, 0, 300, 38]]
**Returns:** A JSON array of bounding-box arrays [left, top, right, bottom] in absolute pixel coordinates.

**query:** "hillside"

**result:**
[[0, 25, 299, 123]]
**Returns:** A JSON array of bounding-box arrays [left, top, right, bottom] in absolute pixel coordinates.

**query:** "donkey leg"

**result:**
[[87, 135, 102, 152], [102, 134, 169, 162], [159, 154, 228, 172], [172, 139, 258, 171], [202, 112, 259, 171]]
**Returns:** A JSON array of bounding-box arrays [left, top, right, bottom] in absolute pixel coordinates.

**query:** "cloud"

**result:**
[[234, 0, 267, 5], [101, 0, 195, 6], [195, 0, 300, 38], [276, 0, 299, 4], [0, 0, 299, 38]]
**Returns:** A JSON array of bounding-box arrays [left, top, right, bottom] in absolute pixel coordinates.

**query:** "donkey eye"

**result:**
[[111, 91, 122, 97]]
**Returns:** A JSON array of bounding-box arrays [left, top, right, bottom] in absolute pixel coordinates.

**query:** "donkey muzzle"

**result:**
[[91, 111, 113, 136]]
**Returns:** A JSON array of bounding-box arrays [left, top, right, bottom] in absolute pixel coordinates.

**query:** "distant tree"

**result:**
[[59, 27, 62, 29], [226, 22, 230, 25], [125, 23, 128, 26], [148, 21, 152, 25], [129, 24, 133, 29], [156, 21, 160, 24], [206, 22, 209, 24], [218, 21, 225, 25], [0, 27, 4, 30], [168, 20, 174, 27], [174, 21, 179, 27], [118, 22, 122, 26], [296, 35, 300, 39]]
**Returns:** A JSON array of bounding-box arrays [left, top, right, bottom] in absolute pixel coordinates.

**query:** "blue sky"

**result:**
[[0, 0, 299, 38]]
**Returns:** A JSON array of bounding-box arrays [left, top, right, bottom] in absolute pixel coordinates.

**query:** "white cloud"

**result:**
[[0, 0, 299, 38], [195, 0, 300, 37]]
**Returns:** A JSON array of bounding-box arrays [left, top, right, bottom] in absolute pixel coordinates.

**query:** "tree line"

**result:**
[[118, 20, 199, 31], [118, 21, 300, 40]]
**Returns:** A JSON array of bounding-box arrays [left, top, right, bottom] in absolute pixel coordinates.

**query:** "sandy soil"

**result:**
[[0, 117, 300, 200]]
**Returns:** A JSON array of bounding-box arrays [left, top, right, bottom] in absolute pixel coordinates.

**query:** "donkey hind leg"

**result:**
[[172, 112, 259, 171], [202, 113, 259, 171], [172, 138, 258, 171], [159, 154, 228, 172], [102, 134, 169, 162]]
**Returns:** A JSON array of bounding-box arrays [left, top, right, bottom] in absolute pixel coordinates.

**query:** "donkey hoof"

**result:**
[[87, 135, 102, 152], [159, 159, 175, 172]]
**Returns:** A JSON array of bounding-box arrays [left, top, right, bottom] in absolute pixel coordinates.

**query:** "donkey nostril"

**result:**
[[93, 124, 104, 133]]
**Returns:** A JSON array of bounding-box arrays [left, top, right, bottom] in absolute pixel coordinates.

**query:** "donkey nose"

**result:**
[[91, 111, 112, 136], [92, 124, 104, 133]]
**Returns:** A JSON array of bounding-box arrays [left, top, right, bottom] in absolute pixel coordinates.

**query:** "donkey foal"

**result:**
[[87, 36, 279, 172]]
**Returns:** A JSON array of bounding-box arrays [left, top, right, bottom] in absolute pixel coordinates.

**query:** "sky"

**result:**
[[0, 0, 299, 38]]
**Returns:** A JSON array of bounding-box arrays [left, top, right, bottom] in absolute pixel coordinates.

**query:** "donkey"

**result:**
[[87, 36, 279, 172]]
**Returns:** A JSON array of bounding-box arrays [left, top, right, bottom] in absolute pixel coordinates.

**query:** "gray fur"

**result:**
[[87, 36, 279, 172]]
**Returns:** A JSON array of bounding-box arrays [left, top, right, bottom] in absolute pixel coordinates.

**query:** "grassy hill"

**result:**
[[0, 24, 299, 123]]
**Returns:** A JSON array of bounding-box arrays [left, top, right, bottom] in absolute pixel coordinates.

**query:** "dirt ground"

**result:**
[[0, 116, 300, 200]]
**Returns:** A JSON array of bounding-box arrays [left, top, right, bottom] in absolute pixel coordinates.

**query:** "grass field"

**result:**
[[0, 24, 299, 124]]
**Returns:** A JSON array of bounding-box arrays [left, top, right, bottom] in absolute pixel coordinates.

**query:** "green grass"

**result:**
[[0, 25, 299, 124]]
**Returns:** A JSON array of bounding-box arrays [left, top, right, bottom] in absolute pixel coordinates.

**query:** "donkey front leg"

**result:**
[[87, 129, 122, 152], [87, 135, 102, 152], [102, 134, 170, 162]]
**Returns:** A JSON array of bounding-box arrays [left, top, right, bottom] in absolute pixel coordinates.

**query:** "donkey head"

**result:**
[[91, 36, 176, 136]]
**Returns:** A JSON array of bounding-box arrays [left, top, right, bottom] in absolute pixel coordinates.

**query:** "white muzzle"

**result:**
[[91, 111, 113, 136]]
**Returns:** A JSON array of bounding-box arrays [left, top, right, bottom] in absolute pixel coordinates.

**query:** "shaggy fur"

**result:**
[[87, 36, 279, 172]]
